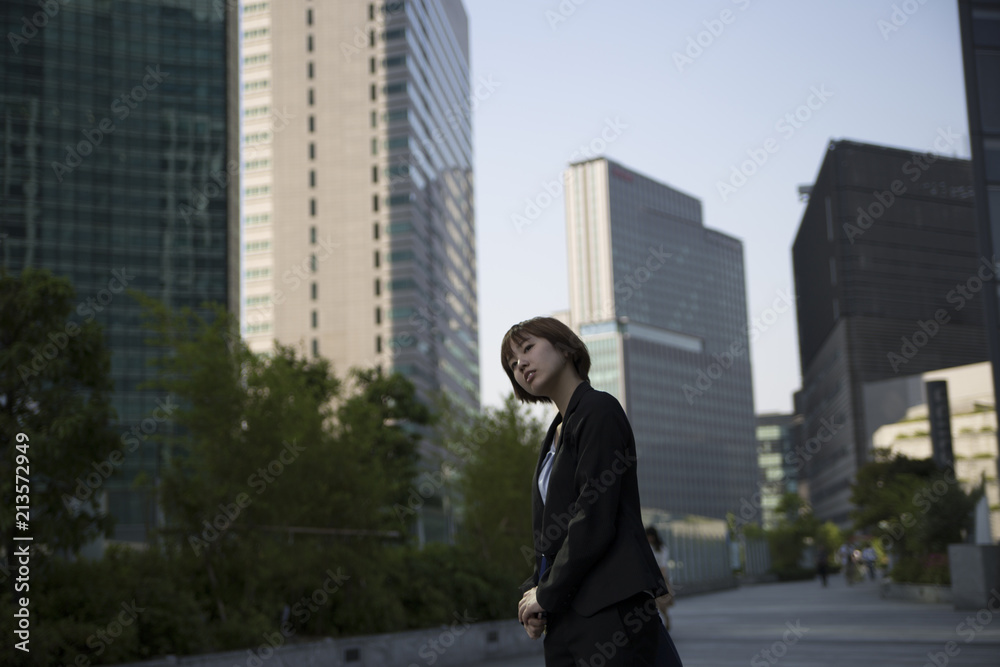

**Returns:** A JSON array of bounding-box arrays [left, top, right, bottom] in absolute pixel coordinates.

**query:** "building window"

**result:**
[[310, 226, 317, 244], [311, 282, 318, 300], [308, 116, 315, 132], [372, 165, 378, 183], [307, 34, 313, 52], [376, 335, 382, 353], [374, 250, 380, 268], [307, 8, 313, 25], [373, 222, 379, 239], [309, 142, 315, 160], [371, 138, 378, 155], [368, 3, 375, 20], [371, 110, 377, 128], [310, 170, 316, 187], [308, 88, 314, 106], [369, 29, 375, 46], [372, 194, 379, 212], [310, 254, 317, 272], [312, 310, 318, 328], [370, 57, 376, 74], [374, 278, 380, 296], [370, 84, 377, 101], [312, 338, 319, 357], [310, 199, 317, 216], [308, 62, 314, 79], [375, 307, 381, 324]]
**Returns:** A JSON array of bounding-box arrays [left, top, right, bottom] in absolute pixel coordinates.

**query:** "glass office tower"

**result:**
[[0, 0, 240, 541], [566, 158, 758, 519], [958, 0, 1000, 483], [792, 140, 984, 526]]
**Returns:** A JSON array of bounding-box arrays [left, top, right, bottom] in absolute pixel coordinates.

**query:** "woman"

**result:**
[[502, 317, 682, 666]]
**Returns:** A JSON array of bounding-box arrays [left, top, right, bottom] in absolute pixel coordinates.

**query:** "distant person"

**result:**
[[862, 545, 877, 580], [646, 526, 675, 630], [816, 546, 830, 587], [503, 317, 683, 666], [839, 542, 854, 585]]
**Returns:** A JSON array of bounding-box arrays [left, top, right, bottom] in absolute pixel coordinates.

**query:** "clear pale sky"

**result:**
[[465, 0, 971, 414]]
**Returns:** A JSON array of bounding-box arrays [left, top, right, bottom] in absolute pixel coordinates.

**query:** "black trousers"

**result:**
[[543, 592, 683, 666]]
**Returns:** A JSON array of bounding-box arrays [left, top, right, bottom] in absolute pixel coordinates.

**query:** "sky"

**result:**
[[464, 0, 972, 414]]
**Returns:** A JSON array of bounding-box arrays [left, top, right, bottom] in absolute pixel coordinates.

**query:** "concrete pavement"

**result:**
[[476, 575, 1000, 666]]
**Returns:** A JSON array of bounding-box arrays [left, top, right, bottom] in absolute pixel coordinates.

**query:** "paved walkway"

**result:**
[[478, 576, 1000, 666]]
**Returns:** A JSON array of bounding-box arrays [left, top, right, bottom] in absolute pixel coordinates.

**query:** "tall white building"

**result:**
[[565, 158, 758, 519], [239, 0, 478, 414]]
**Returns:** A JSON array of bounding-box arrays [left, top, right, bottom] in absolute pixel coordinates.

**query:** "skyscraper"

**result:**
[[239, 0, 478, 415], [565, 157, 757, 520], [792, 139, 986, 526], [958, 0, 1000, 483], [1, 0, 240, 540]]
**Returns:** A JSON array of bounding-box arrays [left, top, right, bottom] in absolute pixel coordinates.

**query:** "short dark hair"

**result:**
[[501, 317, 590, 404]]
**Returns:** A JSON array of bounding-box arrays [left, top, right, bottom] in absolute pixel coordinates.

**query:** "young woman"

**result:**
[[502, 317, 683, 667]]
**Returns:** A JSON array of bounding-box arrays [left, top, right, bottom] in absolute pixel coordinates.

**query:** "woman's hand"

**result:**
[[518, 587, 546, 639]]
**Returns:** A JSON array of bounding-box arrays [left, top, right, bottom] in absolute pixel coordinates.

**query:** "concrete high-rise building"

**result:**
[[239, 0, 478, 415], [792, 139, 986, 526], [958, 0, 1000, 484], [0, 0, 240, 541], [564, 158, 757, 520]]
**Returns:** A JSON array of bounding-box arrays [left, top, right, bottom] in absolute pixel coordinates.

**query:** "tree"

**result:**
[[0, 268, 117, 565], [851, 451, 978, 584], [438, 393, 544, 585]]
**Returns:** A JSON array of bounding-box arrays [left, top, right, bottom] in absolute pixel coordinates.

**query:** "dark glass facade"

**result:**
[[569, 158, 758, 520], [958, 0, 1000, 481], [792, 139, 986, 525], [0, 0, 239, 541]]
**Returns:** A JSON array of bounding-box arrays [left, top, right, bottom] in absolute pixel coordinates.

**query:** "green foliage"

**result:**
[[1, 295, 543, 663], [0, 268, 118, 557], [437, 392, 544, 589], [850, 452, 978, 583]]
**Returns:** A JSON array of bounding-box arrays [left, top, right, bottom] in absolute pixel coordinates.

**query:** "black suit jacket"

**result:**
[[520, 382, 668, 617]]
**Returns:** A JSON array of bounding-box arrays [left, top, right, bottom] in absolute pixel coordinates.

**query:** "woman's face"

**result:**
[[507, 334, 570, 399]]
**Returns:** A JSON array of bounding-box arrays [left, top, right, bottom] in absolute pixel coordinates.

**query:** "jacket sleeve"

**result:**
[[534, 396, 633, 613]]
